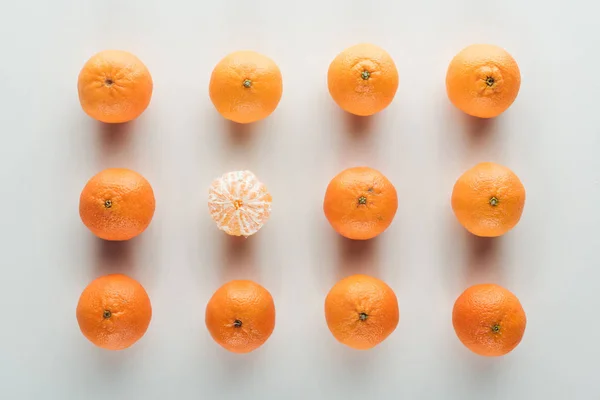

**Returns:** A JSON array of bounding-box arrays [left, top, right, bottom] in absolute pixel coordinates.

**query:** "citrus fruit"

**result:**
[[205, 280, 276, 353], [325, 274, 399, 350], [327, 43, 399, 116], [79, 168, 156, 241], [451, 162, 525, 237], [208, 170, 272, 237], [209, 50, 283, 124], [446, 44, 520, 118], [76, 274, 152, 351], [452, 283, 526, 357], [77, 50, 153, 123], [323, 166, 398, 240]]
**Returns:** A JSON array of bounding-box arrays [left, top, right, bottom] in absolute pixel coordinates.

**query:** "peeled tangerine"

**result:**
[[208, 171, 272, 237]]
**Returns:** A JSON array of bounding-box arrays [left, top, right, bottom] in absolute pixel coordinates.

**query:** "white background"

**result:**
[[1, 0, 598, 399]]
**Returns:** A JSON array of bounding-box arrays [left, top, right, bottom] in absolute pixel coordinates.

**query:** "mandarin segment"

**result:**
[[323, 167, 398, 240], [209, 50, 283, 124], [77, 50, 153, 123], [452, 284, 527, 357], [205, 280, 276, 353], [451, 162, 525, 237], [76, 274, 152, 351], [327, 43, 399, 116], [208, 170, 272, 237], [446, 44, 520, 118], [325, 274, 399, 350]]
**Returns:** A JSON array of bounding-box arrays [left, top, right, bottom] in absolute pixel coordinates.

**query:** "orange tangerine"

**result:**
[[209, 51, 283, 124], [208, 171, 272, 237], [205, 280, 276, 353]]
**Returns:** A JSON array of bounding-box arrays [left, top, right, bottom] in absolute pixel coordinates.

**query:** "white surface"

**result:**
[[1, 0, 599, 399]]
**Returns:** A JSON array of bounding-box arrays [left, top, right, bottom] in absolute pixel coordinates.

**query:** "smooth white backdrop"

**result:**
[[1, 0, 598, 399]]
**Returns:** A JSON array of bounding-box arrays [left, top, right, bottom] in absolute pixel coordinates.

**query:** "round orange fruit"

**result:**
[[452, 283, 526, 357], [76, 274, 152, 351], [446, 44, 520, 118], [205, 280, 276, 354], [325, 274, 399, 350], [209, 51, 283, 124], [323, 166, 398, 240], [79, 168, 156, 241], [451, 162, 525, 237], [328, 43, 399, 116], [78, 50, 153, 123], [208, 170, 272, 237]]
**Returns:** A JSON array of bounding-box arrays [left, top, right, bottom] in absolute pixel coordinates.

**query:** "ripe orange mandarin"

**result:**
[[328, 43, 399, 116], [446, 44, 520, 118], [76, 274, 152, 351], [325, 274, 399, 350], [323, 167, 398, 240], [453, 283, 526, 357], [209, 51, 283, 124], [78, 50, 153, 123], [205, 280, 276, 354], [451, 162, 525, 237], [79, 168, 156, 241]]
